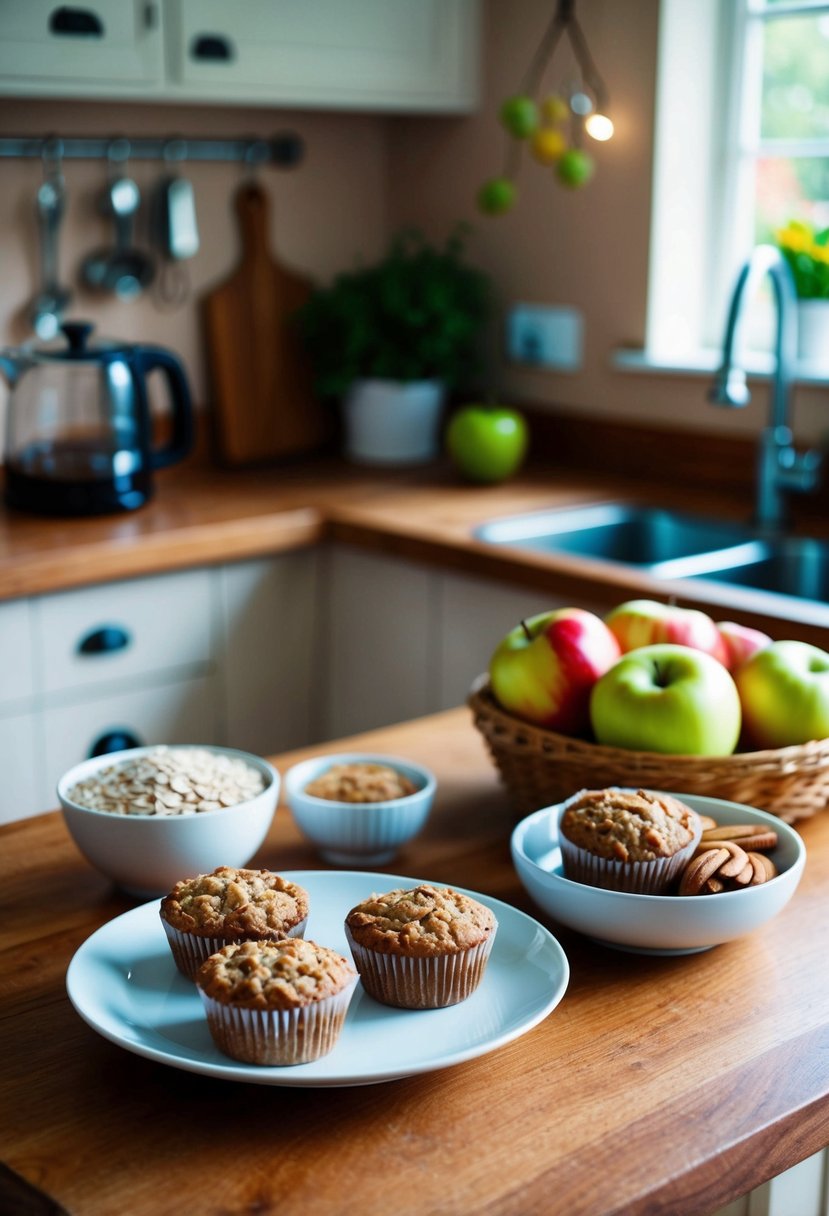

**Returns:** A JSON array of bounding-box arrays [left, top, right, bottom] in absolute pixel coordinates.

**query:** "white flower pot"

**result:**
[[797, 300, 829, 368], [342, 379, 446, 466]]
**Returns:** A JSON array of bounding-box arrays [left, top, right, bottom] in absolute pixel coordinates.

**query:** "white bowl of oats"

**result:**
[[284, 752, 436, 866], [58, 745, 279, 898]]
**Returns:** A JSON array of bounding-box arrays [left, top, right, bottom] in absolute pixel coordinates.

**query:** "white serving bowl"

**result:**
[[58, 745, 279, 898], [283, 752, 436, 865], [511, 792, 806, 955]]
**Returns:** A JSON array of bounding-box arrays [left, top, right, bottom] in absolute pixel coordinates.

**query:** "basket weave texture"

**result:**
[[467, 674, 829, 824]]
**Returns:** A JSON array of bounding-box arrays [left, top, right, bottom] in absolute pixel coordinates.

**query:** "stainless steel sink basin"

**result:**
[[475, 503, 829, 606], [686, 536, 829, 601], [474, 504, 756, 566]]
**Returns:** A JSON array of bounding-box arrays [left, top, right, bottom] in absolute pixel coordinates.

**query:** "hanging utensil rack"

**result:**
[[0, 133, 304, 167]]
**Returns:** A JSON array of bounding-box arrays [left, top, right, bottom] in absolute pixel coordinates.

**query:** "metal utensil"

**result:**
[[30, 159, 71, 339], [152, 171, 199, 308], [82, 166, 154, 300]]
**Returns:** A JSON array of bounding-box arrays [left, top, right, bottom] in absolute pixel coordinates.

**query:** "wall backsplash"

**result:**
[[0, 97, 389, 455]]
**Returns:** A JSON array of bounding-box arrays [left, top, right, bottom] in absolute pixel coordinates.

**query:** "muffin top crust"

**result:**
[[159, 866, 309, 937], [196, 938, 356, 1010], [304, 762, 417, 803], [559, 788, 701, 863], [345, 885, 496, 957]]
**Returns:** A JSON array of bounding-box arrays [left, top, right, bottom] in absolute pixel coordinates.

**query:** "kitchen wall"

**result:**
[[386, 0, 829, 447], [1, 0, 827, 453]]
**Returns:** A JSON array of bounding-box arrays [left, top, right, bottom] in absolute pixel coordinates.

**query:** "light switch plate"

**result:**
[[506, 304, 584, 370]]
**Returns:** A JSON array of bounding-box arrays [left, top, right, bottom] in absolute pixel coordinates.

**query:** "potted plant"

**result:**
[[297, 226, 491, 465], [775, 219, 829, 366]]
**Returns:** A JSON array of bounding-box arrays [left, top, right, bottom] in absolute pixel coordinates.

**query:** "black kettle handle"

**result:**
[[135, 347, 194, 470]]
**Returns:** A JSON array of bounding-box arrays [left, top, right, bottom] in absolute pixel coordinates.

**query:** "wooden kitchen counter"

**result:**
[[2, 708, 829, 1216], [1, 445, 828, 645]]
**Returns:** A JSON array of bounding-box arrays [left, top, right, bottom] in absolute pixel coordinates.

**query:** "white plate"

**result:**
[[66, 870, 569, 1087]]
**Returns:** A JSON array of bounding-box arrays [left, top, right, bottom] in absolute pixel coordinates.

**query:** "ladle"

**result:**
[[82, 166, 154, 300], [30, 165, 72, 339]]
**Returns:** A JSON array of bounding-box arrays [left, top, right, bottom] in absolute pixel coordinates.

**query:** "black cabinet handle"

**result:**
[[190, 34, 234, 62], [77, 625, 132, 656], [49, 6, 105, 36], [89, 729, 143, 757]]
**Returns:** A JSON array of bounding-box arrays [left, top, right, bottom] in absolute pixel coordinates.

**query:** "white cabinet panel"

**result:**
[[0, 597, 35, 708], [0, 0, 162, 89], [42, 672, 220, 800], [0, 710, 40, 824], [34, 568, 214, 697], [319, 545, 439, 740], [167, 0, 478, 110], [218, 551, 319, 757]]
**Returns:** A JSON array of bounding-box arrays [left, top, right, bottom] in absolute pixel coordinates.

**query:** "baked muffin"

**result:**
[[558, 787, 702, 894], [159, 866, 309, 981], [196, 938, 358, 1066], [344, 884, 497, 1009]]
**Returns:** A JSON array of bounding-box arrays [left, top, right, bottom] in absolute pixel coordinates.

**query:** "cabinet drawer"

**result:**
[[167, 0, 477, 109], [0, 710, 40, 825], [34, 569, 214, 697], [0, 0, 162, 88], [0, 598, 35, 708], [42, 672, 221, 803]]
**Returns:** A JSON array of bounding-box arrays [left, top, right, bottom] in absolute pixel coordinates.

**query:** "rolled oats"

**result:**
[[68, 746, 266, 816]]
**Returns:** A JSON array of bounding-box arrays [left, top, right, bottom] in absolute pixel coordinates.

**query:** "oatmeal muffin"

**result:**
[[558, 787, 702, 894], [159, 866, 310, 981], [344, 884, 497, 1009], [304, 762, 417, 803], [196, 938, 358, 1066]]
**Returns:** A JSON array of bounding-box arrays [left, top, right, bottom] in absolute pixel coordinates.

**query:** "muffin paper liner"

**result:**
[[344, 926, 496, 1009], [559, 824, 702, 894], [198, 978, 358, 1066], [161, 916, 309, 982]]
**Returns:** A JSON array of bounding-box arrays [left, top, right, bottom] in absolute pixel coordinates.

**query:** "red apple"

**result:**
[[489, 607, 621, 733], [605, 599, 728, 666], [716, 621, 772, 671]]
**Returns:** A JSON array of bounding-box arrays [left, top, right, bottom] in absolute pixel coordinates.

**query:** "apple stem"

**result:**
[[521, 619, 533, 641]]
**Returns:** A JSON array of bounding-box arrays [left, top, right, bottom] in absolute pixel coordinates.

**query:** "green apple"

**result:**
[[734, 640, 829, 748], [478, 177, 517, 215], [489, 607, 621, 734], [556, 148, 595, 188], [446, 405, 529, 484], [589, 643, 742, 756], [500, 95, 539, 139]]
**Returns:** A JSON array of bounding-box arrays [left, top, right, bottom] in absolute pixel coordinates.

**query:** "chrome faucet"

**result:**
[[709, 243, 822, 531]]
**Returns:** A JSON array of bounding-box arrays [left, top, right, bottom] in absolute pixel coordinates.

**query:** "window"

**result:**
[[639, 0, 829, 372]]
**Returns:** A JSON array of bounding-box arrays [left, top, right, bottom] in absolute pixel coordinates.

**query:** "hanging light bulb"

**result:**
[[585, 112, 614, 141]]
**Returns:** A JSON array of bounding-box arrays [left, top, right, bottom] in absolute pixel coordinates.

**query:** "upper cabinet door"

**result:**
[[0, 0, 479, 110], [0, 0, 163, 92]]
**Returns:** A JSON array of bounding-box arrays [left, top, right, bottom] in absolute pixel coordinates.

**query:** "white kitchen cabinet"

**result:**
[[0, 709, 40, 824], [318, 544, 440, 740], [217, 550, 320, 757], [0, 596, 35, 710], [0, 0, 480, 112]]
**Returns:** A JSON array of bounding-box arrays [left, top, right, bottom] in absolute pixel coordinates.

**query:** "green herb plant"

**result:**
[[297, 227, 490, 399]]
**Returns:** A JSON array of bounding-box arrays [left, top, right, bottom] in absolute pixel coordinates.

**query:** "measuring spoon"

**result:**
[[82, 173, 154, 299]]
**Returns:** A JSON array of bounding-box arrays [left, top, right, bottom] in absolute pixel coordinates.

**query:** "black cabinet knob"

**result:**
[[49, 6, 105, 36], [89, 730, 142, 758], [77, 625, 131, 656]]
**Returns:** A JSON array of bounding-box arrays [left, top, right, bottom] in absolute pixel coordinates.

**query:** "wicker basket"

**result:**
[[467, 674, 829, 824]]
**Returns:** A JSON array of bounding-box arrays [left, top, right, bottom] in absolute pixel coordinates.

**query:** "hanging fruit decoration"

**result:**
[[478, 0, 614, 216]]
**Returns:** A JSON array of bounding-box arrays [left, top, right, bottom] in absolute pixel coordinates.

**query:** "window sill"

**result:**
[[611, 348, 829, 386]]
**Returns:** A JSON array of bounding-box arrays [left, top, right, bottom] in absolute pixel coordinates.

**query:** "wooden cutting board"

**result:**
[[202, 181, 330, 466]]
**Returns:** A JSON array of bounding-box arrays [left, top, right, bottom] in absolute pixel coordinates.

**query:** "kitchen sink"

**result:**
[[475, 503, 829, 606], [686, 536, 829, 601], [474, 503, 757, 566]]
